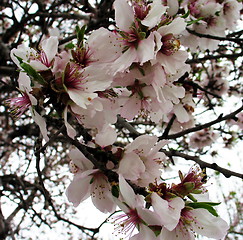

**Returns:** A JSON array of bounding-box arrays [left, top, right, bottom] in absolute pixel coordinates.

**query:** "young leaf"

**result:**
[[187, 202, 220, 217], [20, 62, 47, 85]]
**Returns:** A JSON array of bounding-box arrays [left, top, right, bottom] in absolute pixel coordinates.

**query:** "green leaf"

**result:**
[[76, 25, 86, 47], [148, 225, 162, 237], [14, 54, 24, 64], [181, 10, 190, 19], [111, 185, 119, 198], [20, 62, 47, 85], [187, 202, 220, 217], [186, 17, 204, 26], [89, 177, 94, 184], [65, 42, 75, 50]]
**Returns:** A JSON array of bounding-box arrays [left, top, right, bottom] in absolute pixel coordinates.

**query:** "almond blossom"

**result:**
[[160, 207, 229, 240], [117, 135, 168, 187], [6, 72, 49, 141], [66, 148, 116, 213], [11, 36, 59, 71], [108, 0, 167, 74], [112, 175, 160, 239]]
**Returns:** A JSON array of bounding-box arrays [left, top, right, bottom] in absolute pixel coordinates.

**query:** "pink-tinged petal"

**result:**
[[18, 72, 32, 91], [91, 177, 116, 213], [118, 152, 145, 181], [63, 107, 76, 139], [148, 140, 169, 156], [110, 47, 138, 74], [151, 193, 184, 231], [29, 60, 49, 71], [41, 36, 58, 64], [66, 172, 92, 207], [156, 50, 188, 75], [167, 0, 179, 16], [32, 110, 49, 141], [130, 224, 158, 240], [114, 0, 134, 31], [10, 44, 36, 68], [141, 0, 167, 29], [136, 207, 160, 226], [83, 65, 113, 91], [95, 125, 117, 147], [158, 17, 187, 36], [160, 224, 195, 240], [137, 34, 156, 64], [87, 28, 122, 63], [119, 175, 137, 209], [67, 89, 97, 109], [190, 209, 229, 239], [173, 104, 190, 123], [69, 148, 94, 171], [120, 96, 141, 120]]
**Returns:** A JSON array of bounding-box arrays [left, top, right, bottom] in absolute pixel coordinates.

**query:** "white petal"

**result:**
[[68, 89, 97, 109], [158, 17, 187, 36], [118, 152, 146, 181], [161, 225, 195, 240], [173, 104, 190, 123], [190, 209, 229, 239], [41, 36, 58, 63], [63, 107, 76, 139], [91, 176, 116, 213], [118, 175, 137, 209], [95, 126, 117, 147], [32, 110, 49, 141], [66, 172, 92, 207], [151, 193, 184, 231], [114, 0, 134, 31], [167, 0, 179, 16], [69, 148, 94, 171], [137, 34, 156, 64], [141, 0, 167, 28]]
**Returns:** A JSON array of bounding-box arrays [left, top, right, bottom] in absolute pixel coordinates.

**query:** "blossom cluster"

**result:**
[[8, 0, 242, 239]]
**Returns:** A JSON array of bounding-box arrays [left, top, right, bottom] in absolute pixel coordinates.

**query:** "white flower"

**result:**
[[160, 208, 229, 240], [117, 135, 168, 187], [66, 149, 116, 213]]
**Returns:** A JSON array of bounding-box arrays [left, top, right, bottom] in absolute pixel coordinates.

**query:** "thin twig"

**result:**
[[162, 149, 243, 179], [159, 103, 243, 140]]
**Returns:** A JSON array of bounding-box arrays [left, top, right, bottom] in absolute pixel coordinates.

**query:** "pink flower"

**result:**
[[6, 72, 49, 141], [150, 192, 185, 231], [117, 135, 168, 187], [6, 92, 31, 119], [112, 175, 160, 239], [171, 165, 207, 197], [11, 36, 58, 71], [108, 0, 167, 74], [160, 208, 229, 240], [57, 62, 112, 109], [66, 148, 116, 213]]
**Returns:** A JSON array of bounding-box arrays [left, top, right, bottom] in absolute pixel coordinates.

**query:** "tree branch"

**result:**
[[162, 150, 243, 179], [159, 103, 243, 140], [186, 28, 243, 43]]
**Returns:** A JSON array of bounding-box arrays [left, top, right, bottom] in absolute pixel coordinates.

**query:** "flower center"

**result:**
[[63, 63, 86, 90], [112, 208, 141, 237], [6, 92, 31, 119], [161, 34, 180, 56]]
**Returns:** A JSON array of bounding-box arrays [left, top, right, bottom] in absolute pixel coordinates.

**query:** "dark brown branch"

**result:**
[[186, 28, 243, 43], [186, 52, 242, 64], [162, 150, 243, 179], [159, 103, 243, 140]]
